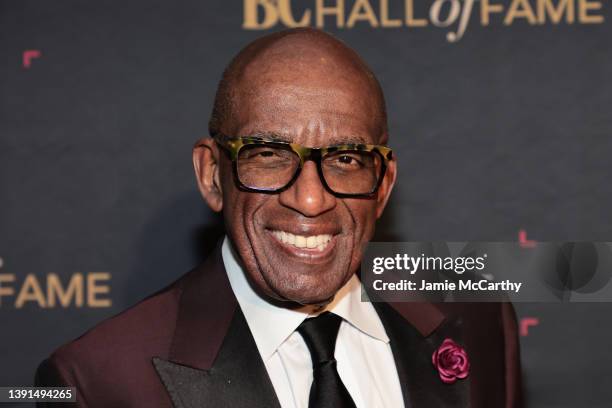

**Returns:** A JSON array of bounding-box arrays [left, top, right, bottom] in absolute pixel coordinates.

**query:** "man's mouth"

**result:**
[[270, 230, 333, 252]]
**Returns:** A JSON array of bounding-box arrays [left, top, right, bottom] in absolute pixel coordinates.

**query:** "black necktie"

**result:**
[[297, 312, 357, 408]]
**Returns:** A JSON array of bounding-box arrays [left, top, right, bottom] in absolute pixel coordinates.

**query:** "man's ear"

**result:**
[[193, 137, 223, 212], [375, 157, 397, 219]]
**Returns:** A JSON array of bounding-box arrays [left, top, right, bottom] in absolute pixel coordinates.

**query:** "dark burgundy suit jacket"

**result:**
[[36, 243, 523, 407]]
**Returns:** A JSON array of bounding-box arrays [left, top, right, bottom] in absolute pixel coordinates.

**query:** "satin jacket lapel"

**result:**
[[152, 242, 281, 408], [153, 308, 280, 408], [374, 302, 470, 408]]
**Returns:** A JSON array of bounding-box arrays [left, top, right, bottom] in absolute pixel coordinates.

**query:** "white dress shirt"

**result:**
[[221, 236, 405, 408]]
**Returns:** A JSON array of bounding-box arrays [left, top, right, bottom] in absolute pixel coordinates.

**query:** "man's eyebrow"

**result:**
[[246, 131, 371, 145], [248, 131, 292, 143], [327, 136, 370, 145]]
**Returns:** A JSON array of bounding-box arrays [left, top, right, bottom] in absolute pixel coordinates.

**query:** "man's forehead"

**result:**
[[237, 46, 374, 96], [229, 95, 380, 146], [229, 79, 382, 144]]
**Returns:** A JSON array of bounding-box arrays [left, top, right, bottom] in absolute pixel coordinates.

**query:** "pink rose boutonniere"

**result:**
[[432, 338, 470, 384]]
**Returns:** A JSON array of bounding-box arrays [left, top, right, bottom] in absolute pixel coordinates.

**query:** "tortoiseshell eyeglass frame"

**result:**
[[212, 133, 393, 198]]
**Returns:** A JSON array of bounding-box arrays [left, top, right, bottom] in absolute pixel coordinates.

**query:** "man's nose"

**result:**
[[278, 161, 336, 217]]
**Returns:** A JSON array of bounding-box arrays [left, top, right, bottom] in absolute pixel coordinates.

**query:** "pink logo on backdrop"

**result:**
[[520, 317, 540, 336], [22, 50, 42, 69], [518, 229, 536, 248]]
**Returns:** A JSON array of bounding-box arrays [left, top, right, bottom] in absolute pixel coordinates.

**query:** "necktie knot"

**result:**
[[297, 312, 342, 366], [297, 312, 357, 408]]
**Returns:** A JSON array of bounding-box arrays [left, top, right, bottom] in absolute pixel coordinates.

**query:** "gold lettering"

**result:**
[[578, 0, 604, 23], [505, 0, 538, 25], [347, 0, 379, 27], [481, 0, 505, 25], [47, 273, 84, 308], [0, 274, 15, 306], [278, 0, 311, 27], [430, 0, 461, 27], [316, 0, 345, 28], [243, 0, 279, 29], [87, 272, 112, 308], [381, 0, 402, 27], [447, 0, 476, 42], [405, 0, 428, 27], [16, 274, 46, 308], [537, 0, 575, 24]]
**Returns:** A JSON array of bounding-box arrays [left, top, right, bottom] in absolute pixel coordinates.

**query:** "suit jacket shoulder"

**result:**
[[36, 272, 186, 406], [36, 242, 238, 408]]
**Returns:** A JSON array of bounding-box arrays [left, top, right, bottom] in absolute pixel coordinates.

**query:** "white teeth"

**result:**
[[296, 235, 306, 247], [306, 236, 316, 248], [271, 231, 333, 251]]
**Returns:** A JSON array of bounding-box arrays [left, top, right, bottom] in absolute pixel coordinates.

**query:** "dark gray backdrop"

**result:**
[[1, 1, 611, 407]]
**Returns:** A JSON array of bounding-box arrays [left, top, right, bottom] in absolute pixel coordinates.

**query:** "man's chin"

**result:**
[[263, 276, 346, 306], [273, 290, 336, 308]]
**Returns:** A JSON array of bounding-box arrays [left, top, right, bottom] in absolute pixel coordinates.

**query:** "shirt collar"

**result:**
[[221, 236, 389, 361]]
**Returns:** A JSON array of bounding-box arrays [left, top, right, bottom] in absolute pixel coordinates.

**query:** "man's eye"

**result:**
[[241, 148, 295, 167], [245, 149, 280, 159], [335, 154, 363, 167]]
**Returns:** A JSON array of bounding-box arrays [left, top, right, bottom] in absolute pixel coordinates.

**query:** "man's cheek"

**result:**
[[350, 203, 377, 235]]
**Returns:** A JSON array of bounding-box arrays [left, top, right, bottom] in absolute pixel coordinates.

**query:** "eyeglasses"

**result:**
[[212, 133, 393, 198]]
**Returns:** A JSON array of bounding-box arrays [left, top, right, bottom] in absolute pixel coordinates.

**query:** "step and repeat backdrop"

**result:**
[[1, 0, 611, 406]]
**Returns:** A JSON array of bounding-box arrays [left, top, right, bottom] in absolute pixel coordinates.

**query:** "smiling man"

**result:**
[[36, 28, 522, 408]]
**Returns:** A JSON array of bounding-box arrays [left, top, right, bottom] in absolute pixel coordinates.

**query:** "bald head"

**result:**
[[209, 28, 388, 144]]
